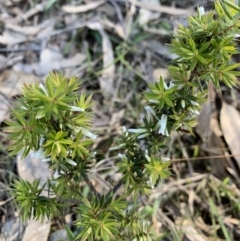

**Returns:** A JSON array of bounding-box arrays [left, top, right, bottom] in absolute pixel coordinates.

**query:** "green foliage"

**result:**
[[5, 1, 240, 240], [170, 0, 240, 89], [75, 193, 124, 241], [12, 179, 58, 222], [144, 154, 171, 187]]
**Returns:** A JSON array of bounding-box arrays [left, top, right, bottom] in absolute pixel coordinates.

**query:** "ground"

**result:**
[[0, 0, 240, 240]]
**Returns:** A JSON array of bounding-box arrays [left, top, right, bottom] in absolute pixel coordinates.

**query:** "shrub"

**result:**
[[5, 1, 240, 240]]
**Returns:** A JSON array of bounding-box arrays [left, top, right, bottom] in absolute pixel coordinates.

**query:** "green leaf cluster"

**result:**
[[12, 179, 58, 222], [170, 0, 240, 89], [74, 192, 153, 241], [5, 72, 94, 171]]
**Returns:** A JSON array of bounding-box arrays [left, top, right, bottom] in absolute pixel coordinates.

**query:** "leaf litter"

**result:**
[[0, 0, 240, 240]]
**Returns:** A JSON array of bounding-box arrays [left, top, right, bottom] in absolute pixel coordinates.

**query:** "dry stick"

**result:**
[[0, 91, 11, 103], [171, 153, 240, 162], [177, 136, 194, 176], [109, 0, 124, 25], [125, 0, 194, 15], [12, 3, 47, 24], [82, 174, 101, 200], [113, 180, 124, 195]]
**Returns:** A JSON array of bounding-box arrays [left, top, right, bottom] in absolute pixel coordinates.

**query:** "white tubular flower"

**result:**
[[144, 105, 156, 122], [128, 128, 148, 134], [36, 109, 45, 119], [190, 100, 199, 106], [149, 177, 154, 189], [193, 109, 200, 115], [181, 99, 185, 108], [163, 81, 168, 90], [144, 150, 151, 162], [69, 106, 85, 112], [189, 107, 200, 115], [54, 169, 60, 179], [198, 6, 205, 17], [148, 99, 159, 104], [169, 81, 175, 88], [21, 106, 28, 110], [53, 169, 65, 179], [142, 220, 150, 231], [118, 153, 125, 160], [109, 146, 121, 151], [77, 127, 98, 140], [109, 143, 126, 151], [122, 126, 129, 137], [39, 83, 48, 95], [165, 128, 169, 136], [162, 157, 170, 162], [66, 158, 77, 166], [39, 136, 45, 146], [156, 114, 169, 136], [137, 133, 150, 139]]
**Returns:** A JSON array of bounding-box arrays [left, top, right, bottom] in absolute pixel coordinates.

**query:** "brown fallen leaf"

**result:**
[[37, 20, 55, 40], [176, 218, 207, 241], [143, 40, 177, 60], [110, 109, 125, 127], [101, 19, 126, 40], [196, 102, 227, 177], [0, 70, 39, 122], [87, 22, 115, 97], [0, 55, 7, 70], [38, 48, 62, 76], [15, 48, 86, 76], [39, 49, 86, 76], [138, 0, 162, 25], [60, 53, 86, 69], [5, 19, 54, 36], [0, 70, 39, 96], [127, 0, 194, 16], [12, 2, 48, 24], [0, 31, 27, 45], [4, 0, 22, 7], [98, 2, 116, 16], [220, 102, 240, 168], [153, 68, 169, 82], [62, 0, 106, 13]]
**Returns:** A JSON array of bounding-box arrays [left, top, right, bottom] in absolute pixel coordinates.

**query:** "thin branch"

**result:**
[[82, 174, 101, 200], [113, 180, 123, 194], [171, 153, 240, 162]]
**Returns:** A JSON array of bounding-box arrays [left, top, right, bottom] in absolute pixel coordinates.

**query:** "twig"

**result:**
[[12, 3, 48, 24], [124, 0, 194, 15], [108, 0, 124, 26], [83, 174, 101, 200], [0, 91, 11, 103], [113, 180, 123, 194], [171, 153, 240, 162], [0, 46, 41, 52], [177, 135, 194, 176]]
